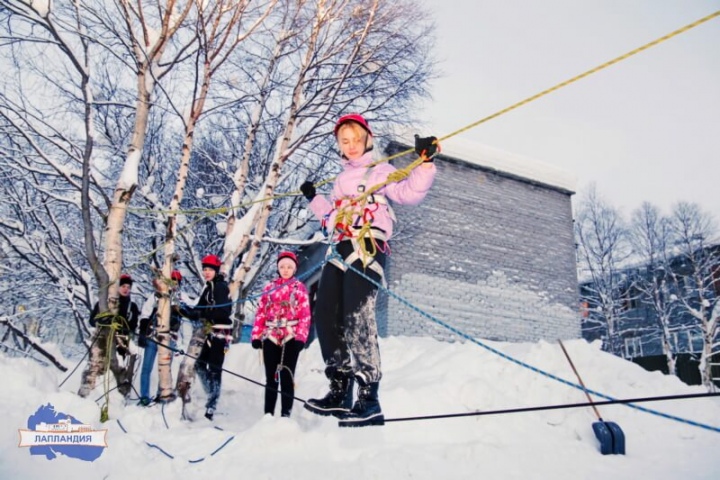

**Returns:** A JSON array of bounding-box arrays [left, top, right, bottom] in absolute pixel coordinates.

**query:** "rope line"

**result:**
[[112, 10, 720, 293], [100, 253, 720, 438], [179, 257, 326, 311], [384, 392, 720, 423], [337, 256, 720, 434], [437, 9, 720, 143], [116, 418, 235, 462], [122, 9, 720, 220]]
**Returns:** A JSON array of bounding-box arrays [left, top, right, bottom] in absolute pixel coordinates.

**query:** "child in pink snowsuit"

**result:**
[[250, 251, 311, 417], [299, 114, 439, 426]]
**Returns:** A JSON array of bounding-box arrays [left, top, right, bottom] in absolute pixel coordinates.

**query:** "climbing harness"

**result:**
[[322, 164, 395, 275], [264, 319, 299, 344], [208, 325, 234, 354], [325, 236, 387, 287]]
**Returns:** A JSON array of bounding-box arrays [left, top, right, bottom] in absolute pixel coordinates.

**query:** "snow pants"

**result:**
[[314, 239, 386, 385], [196, 334, 228, 410], [262, 340, 302, 416]]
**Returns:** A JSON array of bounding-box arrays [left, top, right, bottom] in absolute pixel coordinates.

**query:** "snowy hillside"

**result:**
[[2, 336, 719, 479]]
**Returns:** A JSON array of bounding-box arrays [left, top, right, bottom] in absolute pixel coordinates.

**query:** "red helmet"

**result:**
[[334, 114, 372, 137], [119, 273, 133, 286], [201, 254, 222, 269], [171, 270, 182, 282], [277, 251, 298, 266]]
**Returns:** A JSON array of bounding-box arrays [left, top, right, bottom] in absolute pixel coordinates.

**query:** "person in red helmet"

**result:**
[[137, 270, 188, 406], [176, 254, 232, 420], [299, 114, 439, 427], [250, 251, 311, 418]]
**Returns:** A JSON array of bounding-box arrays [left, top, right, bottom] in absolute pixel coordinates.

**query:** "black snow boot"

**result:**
[[338, 379, 384, 427], [304, 373, 354, 417]]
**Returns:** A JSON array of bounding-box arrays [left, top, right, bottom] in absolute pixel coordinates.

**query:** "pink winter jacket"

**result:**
[[308, 151, 436, 241], [251, 277, 311, 345]]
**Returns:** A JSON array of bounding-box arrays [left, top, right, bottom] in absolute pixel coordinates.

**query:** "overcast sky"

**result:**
[[419, 0, 720, 223]]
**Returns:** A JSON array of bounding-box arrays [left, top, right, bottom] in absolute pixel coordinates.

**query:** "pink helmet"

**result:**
[[334, 114, 372, 137]]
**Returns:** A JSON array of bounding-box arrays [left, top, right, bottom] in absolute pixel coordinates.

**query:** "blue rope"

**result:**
[[115, 417, 235, 462], [183, 259, 325, 311], [340, 258, 720, 434]]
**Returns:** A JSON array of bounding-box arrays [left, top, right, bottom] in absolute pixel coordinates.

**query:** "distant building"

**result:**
[[297, 135, 581, 344], [579, 245, 720, 386]]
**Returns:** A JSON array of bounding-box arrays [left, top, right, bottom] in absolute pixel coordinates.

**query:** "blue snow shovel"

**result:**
[[558, 340, 626, 455]]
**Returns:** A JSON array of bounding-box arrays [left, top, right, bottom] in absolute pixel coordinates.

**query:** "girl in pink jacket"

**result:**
[[299, 114, 439, 427], [250, 251, 311, 417]]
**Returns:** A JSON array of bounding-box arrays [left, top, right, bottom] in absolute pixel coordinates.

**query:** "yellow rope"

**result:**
[[97, 312, 131, 423], [119, 10, 719, 267], [144, 9, 720, 220], [438, 9, 720, 143]]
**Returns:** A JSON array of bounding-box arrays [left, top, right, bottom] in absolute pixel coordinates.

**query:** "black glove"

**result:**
[[251, 339, 262, 349], [300, 181, 316, 201], [138, 335, 148, 349], [177, 303, 194, 319], [414, 135, 439, 162]]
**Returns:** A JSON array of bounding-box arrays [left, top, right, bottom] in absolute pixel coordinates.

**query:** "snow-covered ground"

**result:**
[[3, 336, 719, 479]]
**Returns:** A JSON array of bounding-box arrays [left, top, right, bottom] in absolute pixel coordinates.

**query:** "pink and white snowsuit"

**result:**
[[251, 277, 311, 345], [307, 151, 436, 385]]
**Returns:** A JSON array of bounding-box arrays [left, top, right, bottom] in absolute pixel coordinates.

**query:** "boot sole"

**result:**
[[304, 402, 351, 418], [338, 413, 385, 427]]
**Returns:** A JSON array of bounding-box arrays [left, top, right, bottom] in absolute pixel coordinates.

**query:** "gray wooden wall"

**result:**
[[376, 141, 581, 343]]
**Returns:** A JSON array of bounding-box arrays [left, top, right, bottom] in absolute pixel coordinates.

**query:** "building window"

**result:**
[[621, 286, 641, 311], [712, 264, 720, 296], [688, 329, 704, 353], [624, 337, 643, 358]]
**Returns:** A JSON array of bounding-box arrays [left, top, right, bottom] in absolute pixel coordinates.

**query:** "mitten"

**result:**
[[251, 339, 262, 349], [414, 135, 439, 162], [300, 181, 316, 201], [177, 303, 194, 319]]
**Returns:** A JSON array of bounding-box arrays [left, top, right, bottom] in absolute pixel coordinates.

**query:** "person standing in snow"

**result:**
[[177, 255, 232, 420], [250, 251, 311, 418], [89, 273, 140, 359], [299, 114, 439, 426], [136, 270, 186, 406]]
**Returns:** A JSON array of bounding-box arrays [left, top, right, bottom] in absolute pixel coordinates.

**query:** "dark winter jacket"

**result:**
[[180, 275, 232, 326], [89, 295, 140, 336]]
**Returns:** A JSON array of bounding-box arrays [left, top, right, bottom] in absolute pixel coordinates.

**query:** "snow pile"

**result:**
[[2, 336, 719, 479]]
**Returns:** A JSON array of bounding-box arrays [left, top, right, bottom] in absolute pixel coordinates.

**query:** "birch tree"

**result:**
[[665, 202, 720, 390], [0, 0, 196, 401], [217, 0, 435, 326], [152, 0, 278, 401], [75, 0, 197, 401], [628, 202, 678, 374], [1, 0, 437, 408], [575, 186, 632, 356]]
